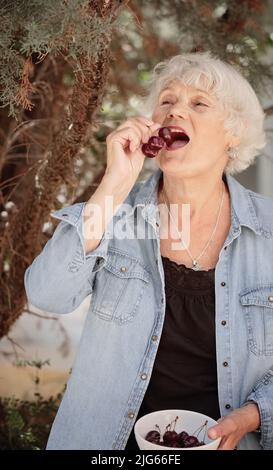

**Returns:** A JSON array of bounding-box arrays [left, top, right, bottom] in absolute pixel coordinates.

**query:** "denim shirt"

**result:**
[[24, 168, 273, 450]]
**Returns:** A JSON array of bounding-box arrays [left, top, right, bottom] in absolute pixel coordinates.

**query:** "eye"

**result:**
[[160, 100, 172, 105], [194, 102, 207, 107]]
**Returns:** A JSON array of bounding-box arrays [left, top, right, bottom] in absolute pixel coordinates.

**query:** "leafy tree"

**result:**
[[0, 0, 273, 339]]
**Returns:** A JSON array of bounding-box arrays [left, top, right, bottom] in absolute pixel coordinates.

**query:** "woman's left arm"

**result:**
[[208, 369, 273, 450]]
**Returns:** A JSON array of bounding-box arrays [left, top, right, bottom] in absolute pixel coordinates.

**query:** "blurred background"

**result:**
[[0, 0, 273, 449]]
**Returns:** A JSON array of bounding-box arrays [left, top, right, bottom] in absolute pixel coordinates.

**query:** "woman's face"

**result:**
[[152, 79, 237, 178]]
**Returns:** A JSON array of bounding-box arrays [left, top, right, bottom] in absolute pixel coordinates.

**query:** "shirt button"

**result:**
[[128, 411, 135, 419], [221, 320, 227, 326], [224, 246, 227, 250], [223, 361, 229, 367], [221, 282, 226, 287], [268, 296, 273, 302], [225, 404, 231, 410], [62, 213, 68, 217], [161, 297, 164, 304], [120, 266, 127, 272], [152, 335, 158, 342], [141, 373, 148, 380]]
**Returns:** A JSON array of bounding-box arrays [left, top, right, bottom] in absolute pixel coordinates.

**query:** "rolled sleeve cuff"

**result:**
[[246, 371, 273, 450], [50, 202, 110, 273]]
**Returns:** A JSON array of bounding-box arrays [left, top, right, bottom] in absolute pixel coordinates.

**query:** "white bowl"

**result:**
[[134, 409, 221, 450]]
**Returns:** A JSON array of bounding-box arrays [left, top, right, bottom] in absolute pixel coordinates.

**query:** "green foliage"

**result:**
[[0, 355, 66, 449], [0, 0, 126, 115], [0, 392, 63, 450], [136, 0, 273, 98], [0, 358, 65, 449]]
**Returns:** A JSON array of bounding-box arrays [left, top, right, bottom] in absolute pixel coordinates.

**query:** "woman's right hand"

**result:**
[[104, 116, 161, 189]]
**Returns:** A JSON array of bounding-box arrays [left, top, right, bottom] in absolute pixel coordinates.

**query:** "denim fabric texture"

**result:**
[[24, 168, 273, 450]]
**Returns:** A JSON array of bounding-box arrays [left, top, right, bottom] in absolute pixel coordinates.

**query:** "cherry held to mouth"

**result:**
[[141, 127, 189, 158]]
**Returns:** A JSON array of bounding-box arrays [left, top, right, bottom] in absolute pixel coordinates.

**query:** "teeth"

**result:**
[[169, 129, 189, 138], [169, 130, 190, 142]]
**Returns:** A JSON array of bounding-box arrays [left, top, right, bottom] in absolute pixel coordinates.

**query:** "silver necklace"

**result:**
[[161, 182, 225, 271]]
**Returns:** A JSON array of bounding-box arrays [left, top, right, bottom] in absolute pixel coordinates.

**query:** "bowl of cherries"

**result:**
[[134, 410, 221, 450]]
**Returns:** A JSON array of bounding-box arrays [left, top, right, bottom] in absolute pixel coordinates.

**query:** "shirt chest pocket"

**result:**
[[91, 251, 150, 325], [239, 284, 273, 356]]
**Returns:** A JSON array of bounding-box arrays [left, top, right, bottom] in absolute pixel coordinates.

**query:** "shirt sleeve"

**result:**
[[24, 202, 111, 314], [245, 369, 273, 449]]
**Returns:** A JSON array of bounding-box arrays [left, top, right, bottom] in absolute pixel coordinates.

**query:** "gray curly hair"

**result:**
[[141, 51, 267, 175]]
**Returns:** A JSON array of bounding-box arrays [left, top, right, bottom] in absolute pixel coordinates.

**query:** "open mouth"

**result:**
[[166, 129, 190, 151], [142, 126, 190, 158]]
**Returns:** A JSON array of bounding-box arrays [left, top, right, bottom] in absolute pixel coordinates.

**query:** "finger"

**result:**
[[218, 436, 237, 450], [134, 116, 155, 127], [116, 121, 150, 147], [217, 435, 228, 450], [114, 123, 142, 141], [115, 127, 148, 152], [134, 116, 162, 133], [110, 127, 142, 153], [146, 122, 162, 135], [208, 417, 236, 440], [140, 122, 162, 143], [131, 120, 152, 143], [118, 120, 152, 144], [118, 119, 161, 144], [207, 417, 224, 439]]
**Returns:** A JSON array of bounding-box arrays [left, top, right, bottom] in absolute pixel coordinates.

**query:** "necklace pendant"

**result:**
[[192, 260, 201, 271]]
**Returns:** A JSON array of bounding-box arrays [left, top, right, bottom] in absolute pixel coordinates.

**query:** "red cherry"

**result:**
[[178, 431, 188, 446], [171, 441, 181, 447], [183, 435, 200, 447], [142, 126, 173, 157], [178, 431, 189, 440], [158, 127, 173, 146], [148, 135, 166, 150], [145, 430, 160, 443], [163, 430, 179, 446], [141, 143, 158, 158]]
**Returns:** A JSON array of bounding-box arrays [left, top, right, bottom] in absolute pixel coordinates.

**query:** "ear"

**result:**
[[227, 118, 247, 148], [229, 134, 241, 148], [224, 126, 242, 149]]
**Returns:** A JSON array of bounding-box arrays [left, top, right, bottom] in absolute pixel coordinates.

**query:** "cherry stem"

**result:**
[[155, 424, 162, 440], [172, 416, 179, 431], [202, 420, 208, 443], [192, 420, 208, 438]]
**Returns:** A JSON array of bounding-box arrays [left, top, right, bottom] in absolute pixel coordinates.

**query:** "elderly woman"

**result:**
[[25, 51, 273, 450]]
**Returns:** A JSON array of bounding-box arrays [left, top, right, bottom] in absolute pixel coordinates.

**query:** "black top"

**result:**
[[125, 256, 220, 450]]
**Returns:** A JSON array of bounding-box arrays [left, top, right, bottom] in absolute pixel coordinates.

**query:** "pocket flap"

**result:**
[[239, 284, 273, 308], [105, 251, 150, 282]]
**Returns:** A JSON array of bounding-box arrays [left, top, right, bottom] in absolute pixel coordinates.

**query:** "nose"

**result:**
[[167, 102, 188, 120]]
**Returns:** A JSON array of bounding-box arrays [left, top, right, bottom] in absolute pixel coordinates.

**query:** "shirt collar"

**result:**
[[129, 167, 261, 236], [225, 173, 261, 236]]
